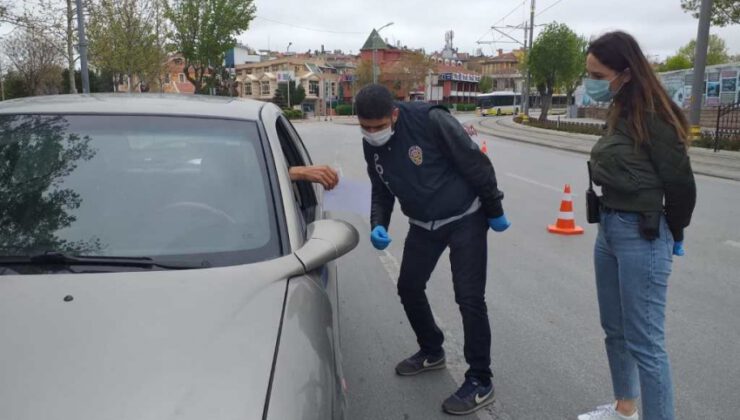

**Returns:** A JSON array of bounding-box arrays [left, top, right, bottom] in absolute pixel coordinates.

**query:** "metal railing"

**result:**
[[715, 101, 740, 152]]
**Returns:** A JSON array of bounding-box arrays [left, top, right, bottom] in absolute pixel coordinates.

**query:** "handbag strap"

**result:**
[[587, 161, 595, 192]]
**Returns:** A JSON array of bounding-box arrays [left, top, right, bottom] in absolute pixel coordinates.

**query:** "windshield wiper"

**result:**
[[0, 252, 204, 270]]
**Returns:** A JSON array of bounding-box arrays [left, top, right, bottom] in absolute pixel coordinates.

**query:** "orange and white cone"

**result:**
[[547, 184, 584, 235]]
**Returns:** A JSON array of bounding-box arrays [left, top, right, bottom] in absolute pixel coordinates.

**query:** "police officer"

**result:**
[[355, 84, 510, 415]]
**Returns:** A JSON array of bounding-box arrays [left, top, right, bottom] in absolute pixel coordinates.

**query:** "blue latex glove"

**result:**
[[488, 214, 511, 232], [370, 226, 392, 250], [673, 241, 685, 256]]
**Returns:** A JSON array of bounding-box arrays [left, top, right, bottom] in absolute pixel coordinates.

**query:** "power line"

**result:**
[[477, 1, 526, 43], [537, 0, 566, 17], [254, 16, 365, 35]]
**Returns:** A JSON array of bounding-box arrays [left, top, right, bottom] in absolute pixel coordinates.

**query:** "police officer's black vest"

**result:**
[[363, 102, 477, 222]]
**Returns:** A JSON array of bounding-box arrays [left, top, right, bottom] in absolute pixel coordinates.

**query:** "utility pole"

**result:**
[[522, 0, 536, 122], [373, 22, 394, 84], [75, 0, 90, 94], [689, 0, 714, 140]]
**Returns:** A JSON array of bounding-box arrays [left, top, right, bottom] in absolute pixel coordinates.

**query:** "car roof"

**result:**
[[0, 94, 269, 121]]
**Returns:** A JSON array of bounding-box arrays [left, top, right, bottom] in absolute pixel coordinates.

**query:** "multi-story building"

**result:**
[[468, 49, 525, 93], [235, 55, 342, 116], [425, 60, 481, 104]]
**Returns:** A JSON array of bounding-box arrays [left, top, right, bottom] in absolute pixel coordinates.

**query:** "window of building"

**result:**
[[261, 81, 271, 95], [244, 83, 252, 96], [309, 80, 319, 96], [164, 73, 170, 84], [178, 73, 185, 83]]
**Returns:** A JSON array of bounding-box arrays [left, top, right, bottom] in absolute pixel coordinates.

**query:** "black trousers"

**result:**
[[397, 209, 492, 380]]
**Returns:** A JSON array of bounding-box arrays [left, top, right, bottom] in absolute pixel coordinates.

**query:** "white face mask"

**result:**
[[362, 126, 394, 147]]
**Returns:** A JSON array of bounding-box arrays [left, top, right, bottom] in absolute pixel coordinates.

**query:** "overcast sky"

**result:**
[[240, 0, 740, 60]]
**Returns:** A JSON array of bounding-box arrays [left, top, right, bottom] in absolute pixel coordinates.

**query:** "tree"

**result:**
[[561, 35, 588, 109], [3, 25, 64, 96], [273, 81, 306, 109], [87, 0, 165, 92], [526, 23, 583, 121], [355, 59, 374, 88], [166, 0, 256, 94], [380, 52, 433, 100], [660, 54, 693, 72], [677, 35, 731, 66], [681, 0, 740, 27], [479, 75, 493, 93]]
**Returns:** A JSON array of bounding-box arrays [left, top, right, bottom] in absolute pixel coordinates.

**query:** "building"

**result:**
[[235, 55, 342, 116], [161, 55, 196, 94], [225, 44, 262, 69], [359, 30, 433, 100], [468, 49, 525, 93], [425, 60, 481, 104]]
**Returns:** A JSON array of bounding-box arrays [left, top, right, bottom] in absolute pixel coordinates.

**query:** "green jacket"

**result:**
[[590, 116, 696, 241]]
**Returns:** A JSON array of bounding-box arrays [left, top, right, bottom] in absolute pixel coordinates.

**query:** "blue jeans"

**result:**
[[594, 210, 675, 420]]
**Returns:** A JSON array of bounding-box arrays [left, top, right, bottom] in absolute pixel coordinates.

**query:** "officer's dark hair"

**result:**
[[355, 84, 394, 119]]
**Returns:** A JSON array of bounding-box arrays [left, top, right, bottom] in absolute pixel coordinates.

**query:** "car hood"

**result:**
[[0, 255, 305, 420]]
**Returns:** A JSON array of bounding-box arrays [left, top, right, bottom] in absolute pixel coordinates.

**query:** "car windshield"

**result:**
[[0, 114, 280, 271]]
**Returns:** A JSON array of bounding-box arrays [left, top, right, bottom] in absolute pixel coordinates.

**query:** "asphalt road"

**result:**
[[294, 115, 740, 420]]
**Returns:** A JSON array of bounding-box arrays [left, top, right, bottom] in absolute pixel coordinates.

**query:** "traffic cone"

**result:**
[[547, 184, 584, 235], [481, 140, 488, 154]]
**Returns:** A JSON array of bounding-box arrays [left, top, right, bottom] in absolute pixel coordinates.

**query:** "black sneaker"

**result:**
[[442, 377, 495, 415], [395, 350, 446, 376]]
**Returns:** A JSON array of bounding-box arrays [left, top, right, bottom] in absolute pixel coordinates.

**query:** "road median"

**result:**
[[473, 117, 740, 181]]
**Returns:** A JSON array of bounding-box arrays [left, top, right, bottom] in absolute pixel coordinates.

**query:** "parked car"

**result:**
[[0, 94, 358, 420]]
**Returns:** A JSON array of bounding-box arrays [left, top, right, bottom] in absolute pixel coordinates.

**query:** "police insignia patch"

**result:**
[[408, 145, 423, 166]]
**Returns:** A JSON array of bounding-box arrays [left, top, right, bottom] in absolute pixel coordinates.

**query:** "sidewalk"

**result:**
[[474, 117, 740, 181]]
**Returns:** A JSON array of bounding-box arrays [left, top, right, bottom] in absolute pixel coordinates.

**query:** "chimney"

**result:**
[[497, 49, 503, 57]]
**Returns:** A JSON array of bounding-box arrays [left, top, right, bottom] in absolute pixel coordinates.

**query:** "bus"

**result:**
[[477, 91, 521, 116]]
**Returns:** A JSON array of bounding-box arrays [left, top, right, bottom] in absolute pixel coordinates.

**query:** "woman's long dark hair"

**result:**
[[588, 31, 690, 148]]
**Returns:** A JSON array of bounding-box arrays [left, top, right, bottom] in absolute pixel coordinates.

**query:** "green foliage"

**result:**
[[282, 109, 304, 120], [166, 0, 256, 94], [692, 132, 740, 151], [336, 104, 353, 116], [660, 54, 693, 72], [2, 71, 31, 100], [455, 103, 477, 112], [681, 0, 740, 27], [527, 23, 584, 121], [677, 35, 731, 66], [87, 0, 165, 90], [479, 76, 493, 94], [514, 115, 607, 136], [273, 81, 306, 107]]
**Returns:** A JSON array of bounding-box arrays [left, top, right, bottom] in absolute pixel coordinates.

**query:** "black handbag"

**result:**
[[586, 161, 601, 224]]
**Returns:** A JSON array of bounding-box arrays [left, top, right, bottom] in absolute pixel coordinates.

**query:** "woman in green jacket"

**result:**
[[578, 32, 696, 420]]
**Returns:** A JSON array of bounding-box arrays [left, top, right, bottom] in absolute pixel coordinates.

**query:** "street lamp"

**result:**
[[286, 42, 293, 109], [286, 42, 292, 54], [372, 22, 394, 84]]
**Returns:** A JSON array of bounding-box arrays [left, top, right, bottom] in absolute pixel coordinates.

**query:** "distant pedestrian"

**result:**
[[356, 84, 510, 415], [578, 31, 696, 420]]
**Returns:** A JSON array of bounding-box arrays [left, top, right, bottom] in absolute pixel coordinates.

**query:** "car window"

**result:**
[[0, 114, 281, 270], [275, 116, 317, 225]]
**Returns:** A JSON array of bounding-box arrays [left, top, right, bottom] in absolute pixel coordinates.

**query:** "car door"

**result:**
[[266, 115, 346, 420]]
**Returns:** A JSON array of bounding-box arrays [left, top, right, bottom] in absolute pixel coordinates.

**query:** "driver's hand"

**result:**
[[289, 165, 339, 190]]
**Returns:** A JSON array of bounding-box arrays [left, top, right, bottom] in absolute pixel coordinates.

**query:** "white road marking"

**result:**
[[725, 240, 740, 249], [379, 250, 401, 285], [377, 249, 488, 419], [505, 172, 576, 195]]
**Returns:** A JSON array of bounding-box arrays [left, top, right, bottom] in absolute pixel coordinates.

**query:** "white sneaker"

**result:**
[[578, 402, 639, 420]]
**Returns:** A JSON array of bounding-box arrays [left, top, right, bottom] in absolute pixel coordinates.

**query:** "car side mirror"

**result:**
[[294, 219, 359, 273]]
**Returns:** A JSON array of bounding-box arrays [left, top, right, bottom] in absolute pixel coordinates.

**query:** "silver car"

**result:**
[[0, 94, 358, 420]]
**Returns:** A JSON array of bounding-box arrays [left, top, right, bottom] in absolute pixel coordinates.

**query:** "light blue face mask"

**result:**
[[585, 75, 620, 102]]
